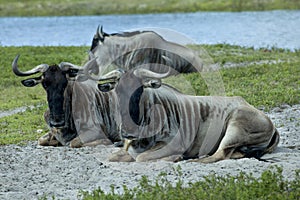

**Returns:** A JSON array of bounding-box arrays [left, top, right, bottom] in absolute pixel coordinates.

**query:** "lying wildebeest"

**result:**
[[12, 55, 121, 147], [94, 67, 280, 163], [89, 26, 202, 76]]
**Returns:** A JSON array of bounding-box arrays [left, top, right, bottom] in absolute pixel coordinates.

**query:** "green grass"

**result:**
[[221, 62, 300, 108], [183, 60, 300, 109], [1, 0, 300, 16], [79, 166, 300, 200], [0, 105, 48, 145]]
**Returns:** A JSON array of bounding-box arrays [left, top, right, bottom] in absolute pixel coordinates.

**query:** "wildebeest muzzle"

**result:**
[[49, 114, 65, 128]]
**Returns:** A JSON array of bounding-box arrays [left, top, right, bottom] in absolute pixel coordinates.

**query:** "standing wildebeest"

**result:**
[[94, 68, 279, 163], [12, 55, 121, 147], [89, 26, 203, 77]]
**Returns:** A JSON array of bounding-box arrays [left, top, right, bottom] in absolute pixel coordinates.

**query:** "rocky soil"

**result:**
[[0, 104, 299, 200]]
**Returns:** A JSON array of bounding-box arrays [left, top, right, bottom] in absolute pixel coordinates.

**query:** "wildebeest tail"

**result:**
[[264, 128, 280, 153], [237, 146, 266, 161], [237, 128, 280, 161]]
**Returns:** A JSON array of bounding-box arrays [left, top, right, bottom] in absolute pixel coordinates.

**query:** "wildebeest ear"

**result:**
[[98, 82, 116, 92], [143, 79, 161, 89], [21, 77, 42, 87]]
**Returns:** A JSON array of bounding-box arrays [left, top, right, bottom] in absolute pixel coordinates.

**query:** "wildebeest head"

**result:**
[[90, 25, 109, 51], [90, 25, 146, 52], [12, 55, 82, 128], [95, 66, 170, 138]]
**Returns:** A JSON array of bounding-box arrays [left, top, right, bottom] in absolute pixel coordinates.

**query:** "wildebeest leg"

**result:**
[[133, 141, 183, 162], [230, 151, 246, 159], [136, 149, 184, 162], [193, 124, 246, 163], [70, 137, 112, 148], [69, 137, 83, 148], [38, 132, 62, 146], [136, 130, 197, 162], [135, 142, 185, 162], [195, 107, 276, 163], [38, 110, 62, 146], [41, 108, 58, 146], [108, 149, 135, 162], [83, 139, 113, 147], [161, 155, 184, 162]]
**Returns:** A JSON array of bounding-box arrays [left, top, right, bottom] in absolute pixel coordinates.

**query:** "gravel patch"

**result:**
[[0, 104, 299, 200]]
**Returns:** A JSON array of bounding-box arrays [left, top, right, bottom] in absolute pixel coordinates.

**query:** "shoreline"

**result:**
[[1, 0, 300, 17]]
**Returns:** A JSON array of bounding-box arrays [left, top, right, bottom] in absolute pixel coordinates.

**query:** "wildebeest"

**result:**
[[95, 68, 280, 163], [89, 26, 203, 77], [12, 55, 121, 147]]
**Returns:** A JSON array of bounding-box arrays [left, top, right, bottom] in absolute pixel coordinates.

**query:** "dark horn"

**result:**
[[96, 25, 100, 36], [12, 55, 49, 77], [97, 25, 104, 41], [100, 25, 103, 34], [133, 68, 170, 79], [98, 69, 124, 81], [58, 62, 81, 71]]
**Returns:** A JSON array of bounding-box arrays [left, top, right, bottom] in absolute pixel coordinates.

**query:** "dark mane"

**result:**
[[110, 30, 153, 38]]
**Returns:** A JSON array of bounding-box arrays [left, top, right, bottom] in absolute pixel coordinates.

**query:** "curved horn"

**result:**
[[12, 55, 49, 77], [98, 69, 124, 81], [133, 68, 170, 79], [58, 62, 81, 71], [97, 25, 104, 41]]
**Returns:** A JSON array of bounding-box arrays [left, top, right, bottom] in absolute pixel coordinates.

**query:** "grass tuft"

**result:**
[[78, 166, 300, 199]]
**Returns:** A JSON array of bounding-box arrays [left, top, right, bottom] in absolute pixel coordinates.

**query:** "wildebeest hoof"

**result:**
[[189, 155, 221, 163], [108, 149, 135, 162], [70, 137, 83, 148], [162, 155, 183, 162], [198, 157, 220, 163], [135, 154, 150, 162], [38, 132, 61, 146], [83, 139, 113, 147]]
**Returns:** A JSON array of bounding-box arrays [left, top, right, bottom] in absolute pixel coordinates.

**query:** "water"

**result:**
[[0, 10, 299, 49]]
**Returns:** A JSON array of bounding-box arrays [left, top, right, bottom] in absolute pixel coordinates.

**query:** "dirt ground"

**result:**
[[0, 104, 299, 200]]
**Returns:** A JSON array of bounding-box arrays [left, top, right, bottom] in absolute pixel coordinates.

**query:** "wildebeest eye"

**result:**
[[68, 69, 79, 77], [98, 82, 115, 92]]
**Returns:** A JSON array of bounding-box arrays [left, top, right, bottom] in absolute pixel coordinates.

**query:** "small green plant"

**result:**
[[79, 166, 300, 200], [0, 105, 48, 145]]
